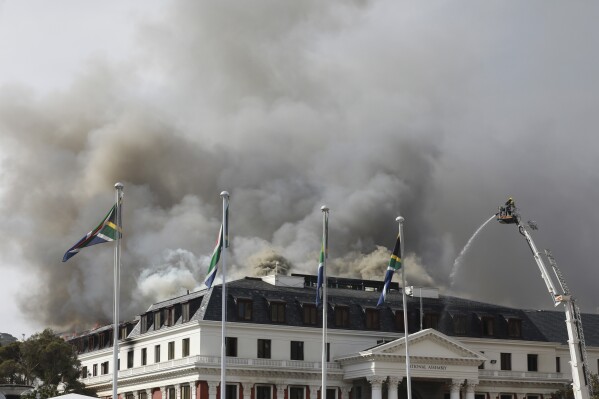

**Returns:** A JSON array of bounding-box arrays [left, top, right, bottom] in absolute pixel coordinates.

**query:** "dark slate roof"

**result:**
[[525, 309, 599, 346], [68, 275, 599, 352]]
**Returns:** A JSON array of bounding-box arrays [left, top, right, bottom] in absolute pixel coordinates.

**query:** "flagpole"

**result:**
[[397, 216, 411, 399], [112, 182, 124, 399], [321, 205, 329, 399], [220, 191, 230, 399]]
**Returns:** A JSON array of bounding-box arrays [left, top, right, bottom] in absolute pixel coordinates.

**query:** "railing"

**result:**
[[479, 370, 567, 380], [83, 356, 341, 385]]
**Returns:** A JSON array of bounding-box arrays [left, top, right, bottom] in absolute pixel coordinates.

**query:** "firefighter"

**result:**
[[505, 197, 515, 216]]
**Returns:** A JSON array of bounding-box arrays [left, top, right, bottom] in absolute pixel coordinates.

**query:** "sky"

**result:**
[[1, 0, 598, 339]]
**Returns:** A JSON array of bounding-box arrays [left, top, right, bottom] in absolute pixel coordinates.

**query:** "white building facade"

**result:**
[[71, 275, 599, 399]]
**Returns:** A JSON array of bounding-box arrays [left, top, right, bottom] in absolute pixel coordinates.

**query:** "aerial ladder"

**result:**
[[497, 199, 591, 399]]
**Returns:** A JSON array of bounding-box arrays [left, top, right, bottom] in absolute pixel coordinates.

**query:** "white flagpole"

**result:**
[[112, 182, 124, 399], [398, 216, 412, 399], [220, 191, 230, 399], [321, 205, 329, 399]]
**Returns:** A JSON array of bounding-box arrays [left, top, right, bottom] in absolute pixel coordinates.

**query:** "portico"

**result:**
[[336, 329, 485, 399]]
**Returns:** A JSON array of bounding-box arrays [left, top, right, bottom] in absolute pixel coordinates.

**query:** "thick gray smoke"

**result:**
[[1, 0, 599, 331]]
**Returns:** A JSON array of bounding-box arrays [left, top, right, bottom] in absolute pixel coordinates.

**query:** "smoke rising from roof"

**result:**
[[1, 1, 599, 331]]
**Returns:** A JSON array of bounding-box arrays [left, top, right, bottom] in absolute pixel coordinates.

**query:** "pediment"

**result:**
[[359, 329, 484, 361]]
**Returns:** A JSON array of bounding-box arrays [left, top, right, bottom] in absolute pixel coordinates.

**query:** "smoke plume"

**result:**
[[1, 0, 599, 331]]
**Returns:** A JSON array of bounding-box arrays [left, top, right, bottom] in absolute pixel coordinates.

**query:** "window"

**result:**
[[452, 315, 467, 335], [258, 339, 271, 359], [527, 354, 538, 371], [118, 358, 120, 371], [255, 386, 271, 399], [168, 341, 175, 360], [140, 392, 147, 399], [365, 308, 380, 330], [326, 342, 330, 362], [92, 364, 97, 377], [291, 341, 304, 361], [126, 394, 134, 399], [100, 361, 108, 375], [326, 389, 336, 399], [479, 351, 485, 370], [154, 311, 162, 330], [182, 303, 190, 323], [120, 325, 128, 340], [482, 317, 495, 336], [81, 366, 88, 378], [141, 315, 149, 333], [303, 304, 317, 325], [334, 306, 349, 328], [507, 318, 522, 338], [154, 345, 161, 363], [182, 338, 190, 357], [168, 387, 176, 399], [354, 387, 362, 399], [182, 386, 191, 399], [226, 385, 237, 399], [88, 336, 95, 350], [500, 353, 512, 371], [289, 387, 304, 399], [423, 313, 439, 329], [165, 307, 176, 327], [395, 311, 405, 332], [500, 396, 513, 399], [237, 299, 253, 321], [127, 350, 134, 368], [99, 333, 106, 348], [141, 348, 147, 366], [475, 395, 486, 399], [556, 356, 561, 373], [226, 337, 238, 357], [270, 301, 286, 323]]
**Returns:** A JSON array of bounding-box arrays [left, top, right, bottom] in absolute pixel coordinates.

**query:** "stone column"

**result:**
[[177, 385, 182, 399], [276, 385, 286, 399], [242, 383, 253, 399], [146, 389, 153, 399], [190, 382, 197, 399], [464, 381, 478, 399], [133, 392, 140, 399], [387, 378, 401, 399], [207, 381, 219, 399], [339, 385, 351, 399], [160, 387, 167, 399], [449, 379, 462, 399], [367, 376, 386, 399], [309, 386, 319, 399]]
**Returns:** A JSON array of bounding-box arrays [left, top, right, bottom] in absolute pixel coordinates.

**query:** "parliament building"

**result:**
[[69, 274, 599, 399]]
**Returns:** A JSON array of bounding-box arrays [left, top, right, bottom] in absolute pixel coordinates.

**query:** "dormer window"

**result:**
[[119, 325, 128, 340], [268, 300, 286, 323], [507, 318, 522, 338], [481, 316, 495, 336], [154, 311, 162, 330], [334, 305, 349, 328], [365, 308, 380, 330], [235, 298, 253, 321], [165, 307, 175, 327], [182, 303, 190, 323], [452, 314, 467, 335], [302, 303, 317, 325], [423, 312, 439, 330]]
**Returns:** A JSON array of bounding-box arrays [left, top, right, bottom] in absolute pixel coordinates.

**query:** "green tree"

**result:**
[[0, 329, 96, 398]]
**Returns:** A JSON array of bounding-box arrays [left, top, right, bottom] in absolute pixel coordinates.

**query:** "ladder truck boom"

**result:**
[[496, 200, 590, 399]]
